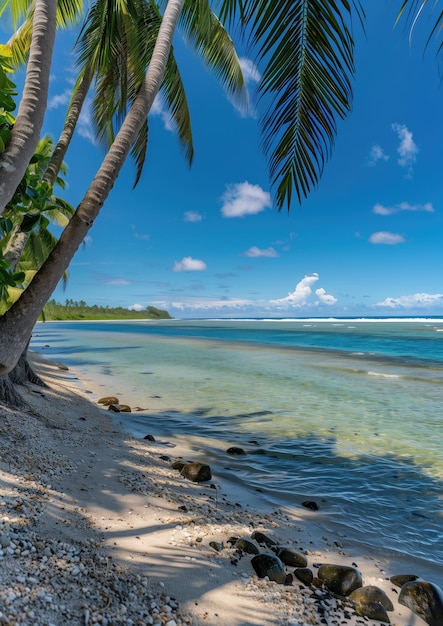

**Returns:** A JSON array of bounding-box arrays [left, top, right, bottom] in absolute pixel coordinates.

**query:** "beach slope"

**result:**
[[0, 355, 433, 626]]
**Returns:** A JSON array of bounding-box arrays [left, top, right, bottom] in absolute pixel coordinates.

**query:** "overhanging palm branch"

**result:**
[[396, 1, 443, 58], [4, 0, 84, 67], [77, 0, 246, 186], [219, 0, 364, 209]]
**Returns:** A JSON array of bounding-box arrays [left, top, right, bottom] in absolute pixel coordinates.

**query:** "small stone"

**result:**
[[98, 396, 119, 406], [251, 553, 286, 584], [226, 447, 246, 455], [234, 538, 259, 555], [180, 463, 212, 483]]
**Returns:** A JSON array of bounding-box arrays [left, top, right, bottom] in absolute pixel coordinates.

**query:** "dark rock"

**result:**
[[98, 396, 119, 406], [390, 574, 419, 588], [209, 541, 223, 552], [159, 455, 171, 462], [119, 404, 131, 413], [234, 538, 259, 555], [398, 580, 443, 626], [226, 536, 239, 546], [354, 600, 391, 623], [274, 547, 307, 568], [349, 586, 394, 611], [226, 447, 246, 455], [294, 568, 313, 586], [108, 404, 121, 412], [180, 462, 212, 483], [171, 461, 186, 471], [144, 434, 155, 441], [317, 564, 363, 596], [58, 364, 69, 371], [250, 531, 277, 548], [251, 554, 286, 584], [302, 500, 319, 511]]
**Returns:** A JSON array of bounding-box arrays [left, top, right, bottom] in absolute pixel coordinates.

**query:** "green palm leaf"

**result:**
[[396, 1, 443, 57], [220, 0, 364, 209]]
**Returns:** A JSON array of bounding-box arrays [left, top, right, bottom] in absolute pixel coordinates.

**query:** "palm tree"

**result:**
[[1, 0, 439, 392], [0, 0, 84, 214], [0, 0, 249, 377]]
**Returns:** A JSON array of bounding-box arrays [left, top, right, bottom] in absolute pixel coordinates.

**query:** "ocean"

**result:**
[[30, 318, 443, 582]]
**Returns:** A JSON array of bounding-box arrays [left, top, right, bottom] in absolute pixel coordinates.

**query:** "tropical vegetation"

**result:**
[[0, 0, 441, 405], [41, 299, 172, 320]]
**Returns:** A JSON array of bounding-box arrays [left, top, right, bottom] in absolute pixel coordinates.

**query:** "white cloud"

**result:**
[[392, 123, 418, 171], [184, 211, 203, 223], [239, 57, 261, 85], [150, 94, 175, 131], [128, 303, 144, 311], [372, 202, 434, 216], [172, 256, 207, 272], [48, 89, 71, 110], [315, 287, 338, 305], [165, 273, 338, 314], [376, 293, 443, 308], [369, 231, 405, 245], [270, 273, 335, 308], [221, 181, 272, 217], [368, 144, 389, 166], [242, 246, 279, 258], [78, 101, 97, 145]]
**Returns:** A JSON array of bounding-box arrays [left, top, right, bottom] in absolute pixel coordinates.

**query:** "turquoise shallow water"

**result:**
[[30, 318, 443, 578]]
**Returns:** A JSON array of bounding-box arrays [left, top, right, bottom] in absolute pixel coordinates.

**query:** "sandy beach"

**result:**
[[0, 353, 439, 626]]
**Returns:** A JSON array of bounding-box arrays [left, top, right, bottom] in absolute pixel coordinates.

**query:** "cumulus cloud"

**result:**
[[184, 211, 202, 223], [369, 231, 405, 245], [242, 246, 279, 258], [221, 181, 272, 217], [376, 293, 443, 308], [392, 123, 418, 172], [368, 144, 389, 166], [315, 288, 338, 305], [372, 202, 434, 216], [269, 274, 336, 308], [172, 256, 207, 272], [128, 303, 144, 311]]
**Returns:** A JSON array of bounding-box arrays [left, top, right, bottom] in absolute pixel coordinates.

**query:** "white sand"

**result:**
[[0, 353, 434, 626]]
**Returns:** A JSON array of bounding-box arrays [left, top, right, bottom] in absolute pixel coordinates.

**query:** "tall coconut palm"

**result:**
[[0, 0, 84, 214], [0, 0, 245, 376], [0, 0, 366, 378]]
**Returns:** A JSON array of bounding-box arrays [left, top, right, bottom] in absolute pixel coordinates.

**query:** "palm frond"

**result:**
[[130, 119, 148, 188], [396, 1, 443, 57], [6, 13, 32, 66], [220, 0, 364, 209], [181, 0, 247, 107], [81, 0, 193, 183], [160, 53, 194, 166]]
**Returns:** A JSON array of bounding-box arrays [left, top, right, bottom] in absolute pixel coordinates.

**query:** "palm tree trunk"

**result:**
[[0, 0, 57, 215], [0, 0, 184, 377], [44, 68, 94, 186], [3, 226, 27, 271]]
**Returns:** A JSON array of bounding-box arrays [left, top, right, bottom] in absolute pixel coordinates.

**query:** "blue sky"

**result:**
[[7, 2, 443, 318]]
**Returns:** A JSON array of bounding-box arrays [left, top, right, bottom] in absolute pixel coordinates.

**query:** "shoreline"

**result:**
[[0, 353, 440, 625]]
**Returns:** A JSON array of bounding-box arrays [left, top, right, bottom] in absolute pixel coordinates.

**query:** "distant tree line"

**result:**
[[41, 299, 172, 321]]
